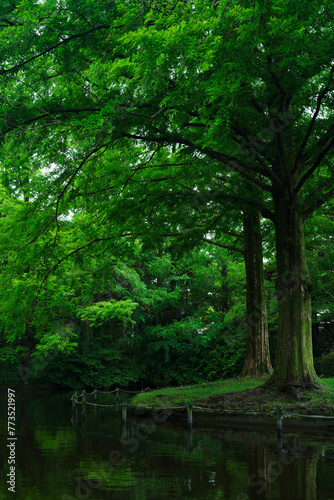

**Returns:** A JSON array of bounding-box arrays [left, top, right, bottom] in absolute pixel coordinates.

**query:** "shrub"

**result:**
[[321, 352, 334, 377], [313, 357, 322, 375]]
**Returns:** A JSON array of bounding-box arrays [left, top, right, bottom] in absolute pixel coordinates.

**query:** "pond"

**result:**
[[1, 390, 334, 499]]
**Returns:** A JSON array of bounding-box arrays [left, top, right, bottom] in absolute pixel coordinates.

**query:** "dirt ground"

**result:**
[[204, 386, 334, 417]]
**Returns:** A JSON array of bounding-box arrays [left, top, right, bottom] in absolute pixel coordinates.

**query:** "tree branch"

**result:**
[[295, 136, 334, 194], [203, 147, 273, 192], [301, 123, 334, 172], [121, 132, 274, 192], [303, 184, 334, 220], [48, 233, 135, 277], [202, 238, 244, 255], [2, 107, 102, 137], [1, 25, 111, 75], [266, 56, 287, 96], [294, 64, 334, 172], [230, 130, 281, 186], [17, 143, 111, 253]]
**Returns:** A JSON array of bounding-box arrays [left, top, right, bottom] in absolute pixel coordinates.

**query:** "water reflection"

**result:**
[[0, 391, 333, 499], [247, 442, 272, 500], [245, 440, 321, 500], [277, 448, 318, 500]]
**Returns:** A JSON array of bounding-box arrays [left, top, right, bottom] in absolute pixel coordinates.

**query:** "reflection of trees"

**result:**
[[278, 446, 319, 500], [7, 395, 329, 500], [247, 443, 272, 500], [246, 441, 321, 500]]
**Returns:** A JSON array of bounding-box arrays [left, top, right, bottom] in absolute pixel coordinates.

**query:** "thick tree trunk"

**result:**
[[267, 190, 318, 387], [242, 210, 273, 376]]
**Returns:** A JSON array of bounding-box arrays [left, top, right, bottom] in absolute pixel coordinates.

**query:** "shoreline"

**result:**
[[128, 404, 334, 435], [130, 377, 334, 425]]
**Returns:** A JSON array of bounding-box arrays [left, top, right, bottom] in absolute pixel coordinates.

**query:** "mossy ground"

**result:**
[[132, 377, 334, 416]]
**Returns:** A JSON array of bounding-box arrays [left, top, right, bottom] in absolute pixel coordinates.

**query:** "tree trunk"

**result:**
[[242, 209, 273, 376], [267, 189, 318, 387]]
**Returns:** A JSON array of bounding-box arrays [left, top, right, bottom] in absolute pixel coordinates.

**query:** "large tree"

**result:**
[[106, 0, 334, 387], [1, 0, 334, 387]]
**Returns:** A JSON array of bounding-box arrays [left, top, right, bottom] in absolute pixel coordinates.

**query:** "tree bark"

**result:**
[[267, 189, 318, 387], [242, 209, 273, 376]]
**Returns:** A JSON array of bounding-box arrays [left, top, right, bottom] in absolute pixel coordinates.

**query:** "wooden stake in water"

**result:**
[[72, 391, 78, 412], [276, 406, 283, 439], [188, 404, 193, 431], [93, 389, 97, 403], [116, 388, 119, 405], [122, 402, 127, 425], [82, 390, 86, 417]]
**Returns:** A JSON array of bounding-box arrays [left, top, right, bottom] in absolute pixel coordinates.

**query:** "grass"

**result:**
[[131, 376, 334, 416], [322, 378, 334, 391], [132, 376, 267, 406]]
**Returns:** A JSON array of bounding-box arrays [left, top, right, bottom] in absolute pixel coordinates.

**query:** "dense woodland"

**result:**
[[0, 0, 334, 389]]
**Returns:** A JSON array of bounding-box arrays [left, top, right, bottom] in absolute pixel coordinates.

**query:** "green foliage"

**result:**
[[0, 345, 26, 364], [43, 333, 141, 388], [0, 242, 248, 388], [35, 328, 78, 356], [77, 299, 138, 326], [321, 353, 334, 378]]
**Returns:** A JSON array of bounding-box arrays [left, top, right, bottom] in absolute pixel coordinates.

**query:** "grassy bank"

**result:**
[[132, 377, 334, 416]]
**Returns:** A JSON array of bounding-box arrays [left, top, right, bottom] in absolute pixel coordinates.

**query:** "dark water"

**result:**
[[1, 391, 334, 500]]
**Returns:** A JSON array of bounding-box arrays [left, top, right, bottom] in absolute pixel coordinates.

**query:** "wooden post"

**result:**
[[71, 392, 79, 427], [276, 406, 283, 439], [82, 390, 86, 417], [122, 402, 127, 425], [187, 404, 193, 431], [188, 428, 193, 450], [93, 389, 97, 403], [116, 388, 119, 405], [72, 391, 78, 412]]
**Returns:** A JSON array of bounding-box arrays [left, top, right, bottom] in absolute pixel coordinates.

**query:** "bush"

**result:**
[[321, 352, 334, 377], [313, 357, 322, 375]]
